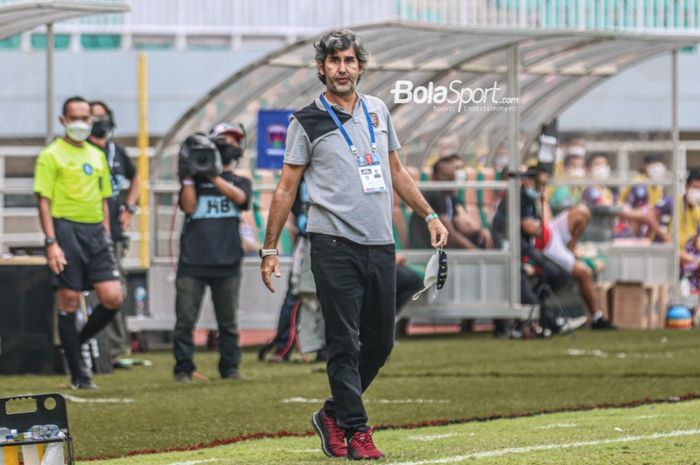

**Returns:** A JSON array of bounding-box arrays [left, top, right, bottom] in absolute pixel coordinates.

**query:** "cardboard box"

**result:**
[[610, 282, 648, 329]]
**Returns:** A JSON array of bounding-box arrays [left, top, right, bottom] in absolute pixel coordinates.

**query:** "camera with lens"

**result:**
[[178, 133, 223, 178]]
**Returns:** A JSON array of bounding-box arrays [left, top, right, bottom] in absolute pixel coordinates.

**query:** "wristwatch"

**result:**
[[124, 204, 138, 214], [44, 237, 57, 247], [425, 212, 439, 223], [259, 248, 279, 258]]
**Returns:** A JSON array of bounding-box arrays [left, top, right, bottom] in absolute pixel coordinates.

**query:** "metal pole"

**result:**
[[137, 53, 150, 269], [507, 44, 521, 309], [671, 50, 680, 298], [45, 23, 54, 145]]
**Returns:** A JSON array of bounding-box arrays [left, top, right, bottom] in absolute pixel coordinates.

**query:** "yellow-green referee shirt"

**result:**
[[34, 138, 112, 224]]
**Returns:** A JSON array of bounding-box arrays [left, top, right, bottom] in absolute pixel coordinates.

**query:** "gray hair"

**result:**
[[314, 29, 369, 84]]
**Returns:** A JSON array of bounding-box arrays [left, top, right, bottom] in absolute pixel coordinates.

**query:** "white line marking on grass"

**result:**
[[63, 394, 135, 404], [535, 423, 578, 430], [166, 459, 219, 465], [566, 349, 673, 359], [385, 429, 700, 465], [282, 397, 449, 404], [634, 415, 661, 420], [408, 433, 461, 441]]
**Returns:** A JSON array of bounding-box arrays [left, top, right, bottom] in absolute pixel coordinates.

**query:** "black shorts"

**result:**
[[54, 218, 120, 291]]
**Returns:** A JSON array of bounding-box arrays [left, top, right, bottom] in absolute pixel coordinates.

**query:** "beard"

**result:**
[[328, 74, 357, 97]]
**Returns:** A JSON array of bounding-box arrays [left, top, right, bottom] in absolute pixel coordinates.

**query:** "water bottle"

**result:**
[[134, 285, 147, 318], [0, 428, 20, 465], [29, 425, 61, 440], [25, 425, 64, 465]]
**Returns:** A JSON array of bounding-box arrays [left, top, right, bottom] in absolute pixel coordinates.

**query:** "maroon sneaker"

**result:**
[[347, 428, 384, 460], [311, 409, 347, 457]]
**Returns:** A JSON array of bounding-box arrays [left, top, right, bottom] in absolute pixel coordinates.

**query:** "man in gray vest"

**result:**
[[261, 29, 448, 460]]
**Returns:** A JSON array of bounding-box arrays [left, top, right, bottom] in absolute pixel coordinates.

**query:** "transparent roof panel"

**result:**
[[0, 1, 129, 40], [155, 23, 700, 181]]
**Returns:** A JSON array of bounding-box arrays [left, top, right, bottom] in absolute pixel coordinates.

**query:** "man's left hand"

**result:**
[[119, 209, 133, 231], [428, 219, 448, 248]]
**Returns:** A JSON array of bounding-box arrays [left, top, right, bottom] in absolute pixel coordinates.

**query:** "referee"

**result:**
[[261, 30, 448, 460], [34, 96, 124, 390]]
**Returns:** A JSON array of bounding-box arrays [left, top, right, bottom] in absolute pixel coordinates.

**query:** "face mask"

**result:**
[[495, 155, 509, 169], [90, 117, 114, 139], [647, 163, 666, 180], [218, 144, 243, 165], [525, 187, 540, 200], [455, 169, 467, 182], [65, 120, 92, 142], [687, 188, 700, 206], [591, 164, 611, 181], [567, 167, 585, 178]]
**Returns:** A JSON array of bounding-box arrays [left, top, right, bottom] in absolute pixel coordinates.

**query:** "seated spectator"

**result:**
[[549, 152, 585, 216], [495, 163, 614, 329], [409, 155, 492, 249], [582, 153, 667, 242], [651, 195, 673, 243], [678, 170, 700, 269], [620, 154, 666, 207]]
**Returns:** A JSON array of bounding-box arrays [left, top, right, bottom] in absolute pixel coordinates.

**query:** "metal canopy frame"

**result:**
[[156, 22, 700, 176], [155, 21, 698, 305], [0, 0, 129, 142]]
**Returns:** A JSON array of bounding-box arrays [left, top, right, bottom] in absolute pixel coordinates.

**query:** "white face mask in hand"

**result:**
[[65, 120, 92, 142], [412, 248, 448, 301]]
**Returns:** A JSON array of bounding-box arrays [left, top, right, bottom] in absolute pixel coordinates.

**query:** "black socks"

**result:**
[[58, 311, 86, 383], [79, 304, 118, 344]]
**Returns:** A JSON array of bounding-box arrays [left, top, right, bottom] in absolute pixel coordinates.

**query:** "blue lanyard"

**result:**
[[319, 93, 376, 157]]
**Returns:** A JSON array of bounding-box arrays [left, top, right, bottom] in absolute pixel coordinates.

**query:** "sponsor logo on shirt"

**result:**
[[83, 163, 94, 175], [369, 112, 379, 128]]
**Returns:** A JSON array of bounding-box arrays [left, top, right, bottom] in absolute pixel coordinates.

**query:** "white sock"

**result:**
[[592, 311, 603, 321]]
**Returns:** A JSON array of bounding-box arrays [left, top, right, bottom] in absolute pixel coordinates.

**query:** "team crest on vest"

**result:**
[[82, 163, 94, 175], [369, 112, 379, 128]]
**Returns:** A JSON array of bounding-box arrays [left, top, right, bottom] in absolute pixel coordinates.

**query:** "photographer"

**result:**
[[173, 123, 252, 382]]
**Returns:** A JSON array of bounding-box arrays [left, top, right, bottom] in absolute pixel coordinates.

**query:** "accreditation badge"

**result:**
[[358, 163, 387, 194]]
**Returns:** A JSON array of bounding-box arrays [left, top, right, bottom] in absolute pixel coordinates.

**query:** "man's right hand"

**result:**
[[178, 154, 193, 178], [261, 255, 281, 293], [46, 243, 67, 274]]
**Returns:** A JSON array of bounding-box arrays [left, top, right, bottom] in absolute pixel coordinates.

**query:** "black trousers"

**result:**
[[173, 271, 242, 377], [309, 233, 396, 432]]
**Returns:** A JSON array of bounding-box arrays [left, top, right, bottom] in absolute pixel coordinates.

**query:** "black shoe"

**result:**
[[70, 380, 99, 390], [591, 318, 617, 330], [222, 370, 248, 381], [174, 372, 192, 383], [258, 343, 274, 362]]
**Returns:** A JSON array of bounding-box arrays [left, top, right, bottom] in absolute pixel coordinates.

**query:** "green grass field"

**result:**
[[90, 399, 700, 465], [2, 330, 699, 463]]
